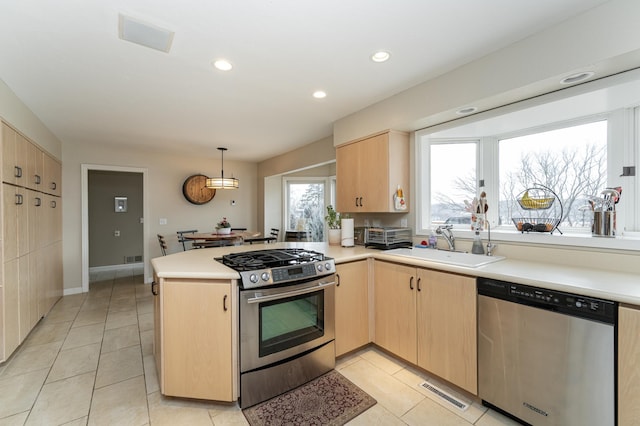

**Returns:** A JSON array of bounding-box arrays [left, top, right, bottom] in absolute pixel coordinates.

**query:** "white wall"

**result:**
[[62, 141, 258, 290], [334, 0, 640, 144]]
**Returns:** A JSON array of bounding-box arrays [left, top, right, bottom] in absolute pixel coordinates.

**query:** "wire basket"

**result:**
[[512, 217, 560, 233], [516, 188, 555, 210]]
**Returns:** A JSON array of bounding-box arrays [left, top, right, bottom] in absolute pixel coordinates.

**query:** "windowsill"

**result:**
[[419, 228, 640, 252]]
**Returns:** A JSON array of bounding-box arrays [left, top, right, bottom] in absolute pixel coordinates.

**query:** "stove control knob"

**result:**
[[261, 272, 270, 282], [249, 274, 259, 284], [317, 264, 324, 272], [325, 262, 332, 271]]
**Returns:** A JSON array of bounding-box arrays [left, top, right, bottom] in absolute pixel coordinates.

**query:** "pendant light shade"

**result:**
[[206, 147, 239, 189]]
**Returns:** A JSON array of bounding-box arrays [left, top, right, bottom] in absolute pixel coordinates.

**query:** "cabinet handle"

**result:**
[[34, 197, 42, 207], [151, 281, 158, 296], [359, 197, 363, 207], [223, 294, 228, 311], [417, 277, 422, 292], [354, 197, 358, 207], [35, 174, 41, 185], [50, 182, 57, 190], [15, 194, 23, 205], [51, 200, 57, 208], [409, 276, 414, 290], [14, 166, 22, 178], [336, 273, 341, 287]]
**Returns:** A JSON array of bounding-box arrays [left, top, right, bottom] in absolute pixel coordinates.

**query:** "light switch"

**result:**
[[114, 230, 121, 237], [159, 218, 167, 225]]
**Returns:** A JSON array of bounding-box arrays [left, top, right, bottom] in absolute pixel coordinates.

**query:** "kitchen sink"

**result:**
[[385, 248, 505, 268]]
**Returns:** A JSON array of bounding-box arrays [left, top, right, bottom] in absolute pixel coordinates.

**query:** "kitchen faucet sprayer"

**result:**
[[486, 221, 496, 256], [435, 224, 455, 251]]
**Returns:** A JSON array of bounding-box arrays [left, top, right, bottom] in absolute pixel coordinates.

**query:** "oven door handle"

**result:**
[[246, 280, 336, 304]]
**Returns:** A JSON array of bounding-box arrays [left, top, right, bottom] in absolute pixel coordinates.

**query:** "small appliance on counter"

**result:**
[[365, 227, 412, 250], [353, 227, 367, 246]]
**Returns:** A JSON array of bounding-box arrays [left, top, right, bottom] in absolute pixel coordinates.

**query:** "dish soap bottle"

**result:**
[[471, 231, 485, 254]]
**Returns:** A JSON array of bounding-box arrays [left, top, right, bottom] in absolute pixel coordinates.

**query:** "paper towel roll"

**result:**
[[341, 218, 354, 247]]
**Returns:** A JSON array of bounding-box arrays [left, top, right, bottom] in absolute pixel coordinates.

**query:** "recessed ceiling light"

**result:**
[[456, 106, 478, 115], [560, 71, 594, 85], [313, 91, 327, 99], [213, 59, 233, 71], [371, 51, 391, 63]]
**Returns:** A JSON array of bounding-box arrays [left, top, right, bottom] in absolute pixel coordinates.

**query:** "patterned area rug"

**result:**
[[242, 370, 376, 425]]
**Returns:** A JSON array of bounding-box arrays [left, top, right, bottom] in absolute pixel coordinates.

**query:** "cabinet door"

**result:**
[[374, 261, 416, 363], [3, 184, 29, 261], [43, 154, 61, 196], [3, 259, 20, 357], [18, 255, 30, 342], [2, 122, 18, 184], [358, 133, 389, 212], [162, 279, 233, 401], [335, 260, 369, 356], [417, 269, 477, 394], [619, 304, 640, 425], [336, 141, 362, 212]]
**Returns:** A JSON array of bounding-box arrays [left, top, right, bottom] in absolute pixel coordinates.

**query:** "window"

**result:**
[[284, 177, 336, 242]]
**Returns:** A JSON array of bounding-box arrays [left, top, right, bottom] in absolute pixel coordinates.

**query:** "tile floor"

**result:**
[[0, 268, 521, 425]]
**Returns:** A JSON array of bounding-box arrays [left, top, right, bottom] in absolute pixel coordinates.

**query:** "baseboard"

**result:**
[[64, 287, 84, 296], [89, 262, 144, 273]]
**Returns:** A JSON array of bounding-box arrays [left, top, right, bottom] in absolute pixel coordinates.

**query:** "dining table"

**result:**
[[181, 231, 261, 248]]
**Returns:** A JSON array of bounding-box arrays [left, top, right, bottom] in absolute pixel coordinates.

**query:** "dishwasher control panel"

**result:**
[[478, 278, 617, 324]]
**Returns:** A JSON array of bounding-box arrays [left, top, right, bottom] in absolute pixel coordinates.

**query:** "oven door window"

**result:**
[[259, 289, 324, 357]]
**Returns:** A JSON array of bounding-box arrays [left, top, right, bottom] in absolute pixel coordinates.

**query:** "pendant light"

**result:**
[[206, 147, 239, 189]]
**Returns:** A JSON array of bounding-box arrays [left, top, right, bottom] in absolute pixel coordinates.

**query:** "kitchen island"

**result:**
[[151, 242, 640, 423]]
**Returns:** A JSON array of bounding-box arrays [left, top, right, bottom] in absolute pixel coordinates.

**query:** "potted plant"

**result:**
[[325, 205, 341, 245], [216, 217, 232, 235]]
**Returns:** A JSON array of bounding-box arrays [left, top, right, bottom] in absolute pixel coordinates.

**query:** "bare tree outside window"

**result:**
[[287, 182, 325, 241]]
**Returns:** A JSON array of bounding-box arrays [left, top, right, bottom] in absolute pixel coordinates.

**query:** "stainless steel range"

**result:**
[[218, 248, 336, 408]]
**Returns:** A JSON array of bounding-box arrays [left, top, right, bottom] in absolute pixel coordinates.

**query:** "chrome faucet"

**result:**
[[435, 224, 455, 251], [486, 221, 496, 256]]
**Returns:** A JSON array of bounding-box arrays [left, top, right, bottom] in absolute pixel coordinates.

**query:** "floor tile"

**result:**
[[346, 403, 407, 426], [47, 343, 101, 383], [1, 341, 62, 378], [60, 417, 88, 426], [95, 345, 143, 389], [401, 396, 471, 426], [101, 324, 140, 353], [26, 372, 94, 425], [0, 368, 49, 418], [62, 323, 104, 350], [24, 321, 72, 347], [72, 307, 108, 328], [140, 330, 154, 356], [137, 313, 154, 332], [208, 403, 249, 426], [360, 348, 405, 375], [89, 376, 149, 426], [475, 409, 523, 426], [105, 310, 138, 330], [136, 299, 153, 315], [0, 411, 30, 425], [340, 358, 425, 418], [143, 355, 159, 394], [147, 392, 215, 425], [43, 306, 80, 324]]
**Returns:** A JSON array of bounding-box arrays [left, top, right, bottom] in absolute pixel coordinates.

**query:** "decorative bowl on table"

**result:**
[[216, 227, 232, 235]]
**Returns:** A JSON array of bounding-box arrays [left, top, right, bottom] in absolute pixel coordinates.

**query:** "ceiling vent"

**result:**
[[118, 14, 174, 53]]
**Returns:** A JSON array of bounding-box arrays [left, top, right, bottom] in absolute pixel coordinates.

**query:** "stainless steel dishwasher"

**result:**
[[477, 278, 617, 426]]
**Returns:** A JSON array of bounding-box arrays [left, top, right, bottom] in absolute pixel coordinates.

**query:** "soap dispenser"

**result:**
[[471, 231, 485, 254]]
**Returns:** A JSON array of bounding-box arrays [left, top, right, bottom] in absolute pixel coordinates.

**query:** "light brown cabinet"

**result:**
[[1, 120, 62, 362], [619, 304, 640, 425], [374, 260, 477, 394], [335, 260, 370, 357], [153, 277, 235, 402], [336, 130, 409, 213]]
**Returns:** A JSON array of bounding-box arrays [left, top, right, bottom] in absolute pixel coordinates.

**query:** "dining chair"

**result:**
[[246, 228, 279, 244], [177, 229, 198, 251], [157, 234, 168, 256]]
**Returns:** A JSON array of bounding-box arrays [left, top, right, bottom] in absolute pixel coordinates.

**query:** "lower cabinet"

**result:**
[[153, 277, 235, 401], [335, 260, 370, 357], [619, 304, 640, 425], [374, 260, 477, 394]]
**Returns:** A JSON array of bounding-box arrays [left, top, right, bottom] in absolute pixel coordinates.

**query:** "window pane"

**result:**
[[499, 120, 607, 230], [430, 142, 477, 228], [286, 182, 325, 241]]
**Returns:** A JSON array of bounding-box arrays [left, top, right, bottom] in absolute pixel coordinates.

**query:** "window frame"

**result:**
[[282, 176, 336, 241], [416, 108, 639, 250]]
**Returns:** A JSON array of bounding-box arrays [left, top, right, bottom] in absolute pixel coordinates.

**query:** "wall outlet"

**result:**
[[114, 230, 120, 237], [401, 218, 408, 227], [231, 200, 236, 206], [159, 218, 167, 225]]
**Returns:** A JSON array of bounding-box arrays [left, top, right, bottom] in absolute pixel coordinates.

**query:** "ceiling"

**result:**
[[0, 0, 609, 162]]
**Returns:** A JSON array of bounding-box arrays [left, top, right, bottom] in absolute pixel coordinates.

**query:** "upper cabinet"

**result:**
[[336, 130, 409, 213]]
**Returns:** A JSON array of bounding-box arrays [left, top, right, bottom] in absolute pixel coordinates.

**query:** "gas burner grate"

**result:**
[[220, 248, 325, 272]]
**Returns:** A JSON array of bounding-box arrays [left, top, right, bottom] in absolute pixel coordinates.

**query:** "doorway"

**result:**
[[81, 164, 149, 292]]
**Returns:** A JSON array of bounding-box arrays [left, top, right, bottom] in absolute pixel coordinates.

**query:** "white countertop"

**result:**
[[151, 242, 640, 305]]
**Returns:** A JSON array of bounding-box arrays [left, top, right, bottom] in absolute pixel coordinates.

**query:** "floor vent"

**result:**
[[419, 381, 470, 411], [124, 256, 142, 264]]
